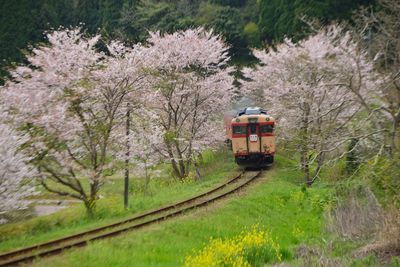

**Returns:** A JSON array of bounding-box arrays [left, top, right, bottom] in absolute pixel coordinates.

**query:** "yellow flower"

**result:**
[[291, 190, 305, 202], [183, 225, 283, 267]]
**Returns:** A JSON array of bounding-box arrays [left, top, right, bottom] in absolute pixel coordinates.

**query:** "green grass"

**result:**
[[5, 152, 380, 266], [31, 155, 335, 267], [0, 149, 238, 253]]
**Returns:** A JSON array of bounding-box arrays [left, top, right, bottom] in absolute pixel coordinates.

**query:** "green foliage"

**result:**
[[99, 0, 124, 36], [368, 154, 400, 207], [119, 0, 195, 43], [201, 4, 251, 61], [210, 0, 247, 7], [244, 22, 261, 47], [258, 0, 375, 43], [118, 0, 146, 42], [391, 257, 400, 267], [163, 131, 176, 143], [0, 0, 376, 82], [0, 0, 74, 84], [74, 0, 101, 33]]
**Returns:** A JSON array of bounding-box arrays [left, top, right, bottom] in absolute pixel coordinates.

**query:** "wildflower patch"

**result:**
[[183, 225, 289, 266]]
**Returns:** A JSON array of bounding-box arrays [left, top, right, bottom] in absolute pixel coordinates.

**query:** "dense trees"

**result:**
[[0, 0, 75, 83], [0, 27, 232, 214], [243, 26, 379, 184], [0, 0, 374, 84], [258, 0, 375, 43]]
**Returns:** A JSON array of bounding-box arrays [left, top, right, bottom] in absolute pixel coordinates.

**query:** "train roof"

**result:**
[[232, 107, 275, 123], [237, 107, 267, 116]]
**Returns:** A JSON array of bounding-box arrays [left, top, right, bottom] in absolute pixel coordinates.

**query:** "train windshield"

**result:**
[[232, 126, 246, 134], [260, 124, 274, 133], [249, 124, 257, 134]]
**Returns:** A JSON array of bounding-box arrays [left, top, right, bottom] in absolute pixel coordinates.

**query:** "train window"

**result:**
[[249, 124, 257, 134], [260, 124, 274, 133], [232, 126, 246, 135]]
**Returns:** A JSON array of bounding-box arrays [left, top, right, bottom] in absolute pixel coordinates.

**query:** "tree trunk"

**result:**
[[174, 139, 187, 179], [124, 103, 130, 209], [87, 173, 101, 217], [84, 198, 96, 218], [165, 141, 183, 178], [178, 159, 186, 179]]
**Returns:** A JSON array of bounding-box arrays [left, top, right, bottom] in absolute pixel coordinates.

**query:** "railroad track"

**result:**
[[0, 170, 261, 266]]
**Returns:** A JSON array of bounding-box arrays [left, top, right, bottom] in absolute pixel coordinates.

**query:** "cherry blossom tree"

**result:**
[[140, 28, 234, 179], [0, 26, 234, 213], [0, 109, 36, 217], [1, 28, 146, 216], [353, 0, 400, 156], [243, 25, 378, 185]]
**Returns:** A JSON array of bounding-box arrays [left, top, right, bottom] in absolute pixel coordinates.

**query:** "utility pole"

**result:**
[[124, 102, 130, 209]]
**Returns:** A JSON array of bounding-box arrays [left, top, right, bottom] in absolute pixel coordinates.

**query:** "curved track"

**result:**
[[0, 170, 261, 266]]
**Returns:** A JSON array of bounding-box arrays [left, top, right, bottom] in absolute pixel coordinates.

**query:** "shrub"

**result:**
[[359, 208, 400, 262], [327, 184, 383, 240], [368, 154, 400, 207]]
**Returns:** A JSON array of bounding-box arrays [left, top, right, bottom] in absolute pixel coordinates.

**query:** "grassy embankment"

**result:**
[[0, 149, 238, 253], [30, 155, 343, 267], [3, 150, 395, 266]]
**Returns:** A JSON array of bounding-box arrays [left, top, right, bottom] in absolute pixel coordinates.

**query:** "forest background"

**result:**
[[0, 0, 374, 84]]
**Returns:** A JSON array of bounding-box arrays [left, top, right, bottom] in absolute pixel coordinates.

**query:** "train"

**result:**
[[225, 107, 276, 167]]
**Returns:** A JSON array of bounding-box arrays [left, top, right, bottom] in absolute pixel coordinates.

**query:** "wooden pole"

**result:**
[[124, 103, 130, 209]]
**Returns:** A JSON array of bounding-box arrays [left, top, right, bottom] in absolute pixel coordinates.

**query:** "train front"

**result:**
[[231, 107, 275, 167]]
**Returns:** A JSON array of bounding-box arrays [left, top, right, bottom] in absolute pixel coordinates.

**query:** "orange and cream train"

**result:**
[[225, 107, 275, 167]]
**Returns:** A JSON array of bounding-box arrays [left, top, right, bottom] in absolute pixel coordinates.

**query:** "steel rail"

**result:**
[[0, 171, 244, 262], [0, 170, 261, 266]]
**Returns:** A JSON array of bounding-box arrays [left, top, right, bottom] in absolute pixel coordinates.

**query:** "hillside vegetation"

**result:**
[[0, 0, 374, 82]]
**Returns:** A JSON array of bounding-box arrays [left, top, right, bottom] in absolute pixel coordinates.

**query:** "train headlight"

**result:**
[[266, 117, 270, 121], [236, 118, 240, 122]]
